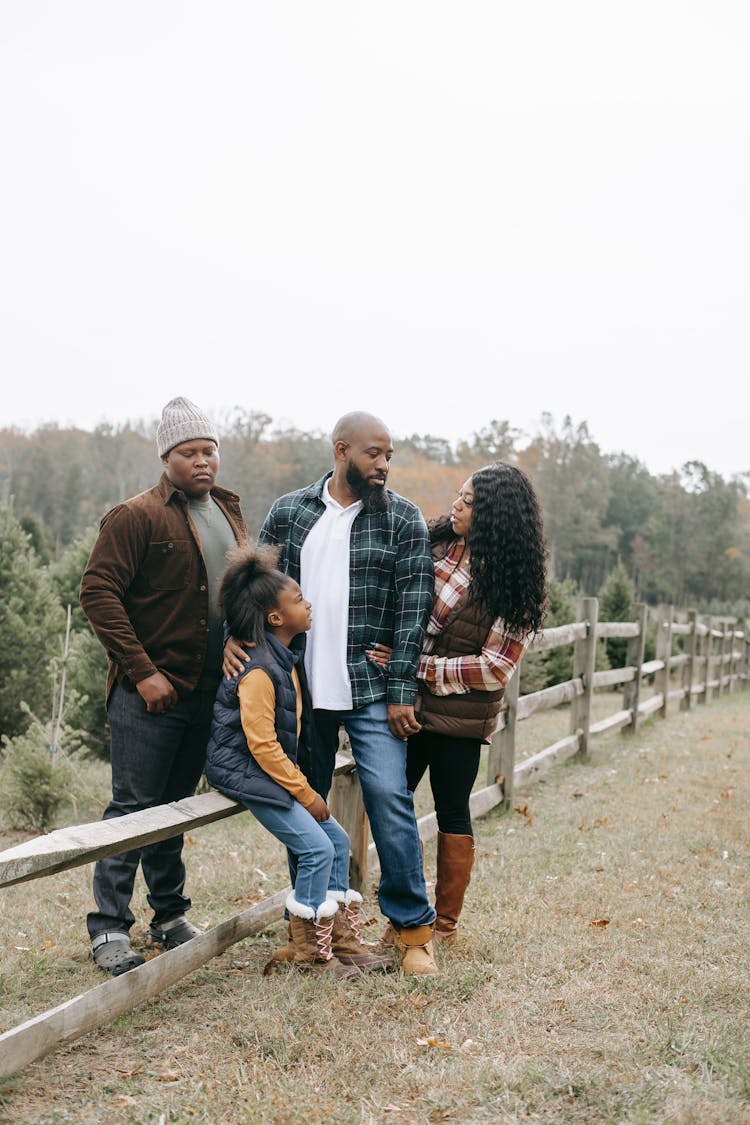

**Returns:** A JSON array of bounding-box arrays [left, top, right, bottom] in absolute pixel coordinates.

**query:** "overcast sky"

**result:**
[[1, 2, 748, 478]]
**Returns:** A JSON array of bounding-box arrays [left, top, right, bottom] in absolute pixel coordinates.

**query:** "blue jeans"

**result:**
[[87, 684, 213, 939], [245, 799, 350, 912], [313, 701, 435, 930]]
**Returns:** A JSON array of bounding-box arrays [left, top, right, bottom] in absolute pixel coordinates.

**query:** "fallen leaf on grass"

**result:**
[[551, 998, 566, 1008], [514, 803, 533, 827], [112, 1096, 138, 1107], [153, 1068, 181, 1082], [578, 818, 608, 832], [115, 1065, 143, 1077], [417, 1036, 454, 1049], [589, 918, 610, 928]]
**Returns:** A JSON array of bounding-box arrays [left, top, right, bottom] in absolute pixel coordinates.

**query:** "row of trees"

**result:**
[[0, 410, 747, 826], [3, 410, 749, 606]]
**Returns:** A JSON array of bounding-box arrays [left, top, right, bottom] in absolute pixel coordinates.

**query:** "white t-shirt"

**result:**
[[300, 480, 362, 710]]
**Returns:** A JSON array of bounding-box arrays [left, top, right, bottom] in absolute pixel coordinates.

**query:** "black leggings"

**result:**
[[406, 729, 482, 836]]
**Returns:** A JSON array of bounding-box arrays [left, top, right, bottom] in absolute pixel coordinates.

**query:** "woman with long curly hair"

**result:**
[[372, 461, 547, 944]]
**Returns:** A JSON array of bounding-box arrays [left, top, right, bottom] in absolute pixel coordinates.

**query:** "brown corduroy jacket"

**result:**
[[80, 473, 247, 703]]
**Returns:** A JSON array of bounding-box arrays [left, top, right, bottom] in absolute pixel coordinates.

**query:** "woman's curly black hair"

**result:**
[[219, 543, 290, 647], [430, 461, 548, 638]]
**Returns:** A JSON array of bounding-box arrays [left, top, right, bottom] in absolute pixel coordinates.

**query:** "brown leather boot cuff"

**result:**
[[398, 924, 434, 947]]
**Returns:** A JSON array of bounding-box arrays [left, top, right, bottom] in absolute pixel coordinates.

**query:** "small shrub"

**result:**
[[0, 707, 85, 831], [599, 562, 635, 669]]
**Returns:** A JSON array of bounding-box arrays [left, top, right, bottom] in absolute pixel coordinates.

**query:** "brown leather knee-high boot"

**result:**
[[434, 832, 475, 942]]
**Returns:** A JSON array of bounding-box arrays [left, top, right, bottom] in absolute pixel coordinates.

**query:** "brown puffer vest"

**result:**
[[415, 551, 505, 743]]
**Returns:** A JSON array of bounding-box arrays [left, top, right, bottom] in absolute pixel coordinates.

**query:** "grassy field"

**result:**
[[1, 692, 750, 1124]]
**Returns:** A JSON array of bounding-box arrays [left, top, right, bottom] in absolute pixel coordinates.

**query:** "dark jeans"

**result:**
[[313, 702, 435, 930], [86, 684, 214, 940], [406, 729, 481, 836]]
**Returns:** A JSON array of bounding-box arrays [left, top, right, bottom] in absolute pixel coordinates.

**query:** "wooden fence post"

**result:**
[[570, 596, 598, 761], [655, 606, 673, 719], [329, 762, 369, 892], [681, 609, 698, 711], [623, 602, 647, 734], [728, 621, 738, 693], [699, 616, 712, 704], [487, 662, 520, 810], [716, 620, 728, 699]]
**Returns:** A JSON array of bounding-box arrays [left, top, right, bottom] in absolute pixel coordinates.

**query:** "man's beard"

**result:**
[[346, 460, 389, 513]]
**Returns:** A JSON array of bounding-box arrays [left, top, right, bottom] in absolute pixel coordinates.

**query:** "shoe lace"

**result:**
[[315, 916, 335, 961], [344, 903, 367, 947]]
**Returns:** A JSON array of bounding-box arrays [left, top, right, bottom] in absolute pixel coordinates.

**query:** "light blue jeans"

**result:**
[[244, 797, 350, 913], [313, 701, 435, 930]]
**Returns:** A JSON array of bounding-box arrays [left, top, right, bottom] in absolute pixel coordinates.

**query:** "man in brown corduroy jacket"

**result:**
[[80, 397, 247, 975]]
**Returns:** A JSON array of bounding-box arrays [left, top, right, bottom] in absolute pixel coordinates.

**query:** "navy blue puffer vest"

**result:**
[[205, 633, 311, 809]]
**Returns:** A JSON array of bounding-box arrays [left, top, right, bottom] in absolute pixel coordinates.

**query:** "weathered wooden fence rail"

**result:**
[[1, 601, 748, 1076]]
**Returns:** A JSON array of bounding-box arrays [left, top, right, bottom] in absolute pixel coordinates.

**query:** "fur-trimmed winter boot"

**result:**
[[394, 924, 439, 975], [434, 831, 475, 943], [286, 895, 361, 980], [328, 891, 395, 972]]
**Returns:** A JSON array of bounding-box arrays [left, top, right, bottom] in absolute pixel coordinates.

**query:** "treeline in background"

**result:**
[[1, 410, 748, 829]]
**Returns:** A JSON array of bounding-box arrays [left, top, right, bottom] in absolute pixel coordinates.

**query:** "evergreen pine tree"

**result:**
[[0, 506, 65, 741], [599, 561, 635, 669]]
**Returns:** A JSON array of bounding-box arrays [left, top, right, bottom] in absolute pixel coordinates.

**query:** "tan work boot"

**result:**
[[329, 891, 395, 972], [286, 896, 361, 980], [434, 831, 475, 943], [395, 923, 439, 975]]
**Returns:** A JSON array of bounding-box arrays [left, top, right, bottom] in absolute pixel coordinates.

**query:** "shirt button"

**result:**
[[199, 584, 207, 592], [200, 619, 207, 626]]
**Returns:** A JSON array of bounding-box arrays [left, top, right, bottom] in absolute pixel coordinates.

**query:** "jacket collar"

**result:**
[[156, 471, 240, 506], [265, 631, 306, 671], [300, 472, 333, 501]]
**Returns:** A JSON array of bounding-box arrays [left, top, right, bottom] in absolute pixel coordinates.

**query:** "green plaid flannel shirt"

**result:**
[[258, 473, 434, 708]]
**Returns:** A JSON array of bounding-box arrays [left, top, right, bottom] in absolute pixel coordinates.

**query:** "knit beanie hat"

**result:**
[[156, 397, 219, 457]]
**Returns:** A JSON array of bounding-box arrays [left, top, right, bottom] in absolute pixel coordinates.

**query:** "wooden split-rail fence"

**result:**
[[0, 600, 747, 1077]]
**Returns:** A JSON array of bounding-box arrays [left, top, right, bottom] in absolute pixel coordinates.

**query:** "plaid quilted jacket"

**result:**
[[258, 473, 434, 708]]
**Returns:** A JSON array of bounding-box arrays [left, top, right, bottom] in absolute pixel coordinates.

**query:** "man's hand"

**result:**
[[306, 793, 331, 822], [223, 636, 251, 679], [387, 703, 422, 741], [136, 672, 178, 714]]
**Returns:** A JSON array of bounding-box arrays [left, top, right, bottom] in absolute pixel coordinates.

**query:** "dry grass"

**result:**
[[2, 692, 750, 1124]]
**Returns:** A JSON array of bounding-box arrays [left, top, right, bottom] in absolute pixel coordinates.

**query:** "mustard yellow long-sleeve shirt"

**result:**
[[237, 667, 318, 808]]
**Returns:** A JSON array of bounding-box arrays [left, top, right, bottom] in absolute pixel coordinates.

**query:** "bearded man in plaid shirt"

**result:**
[[226, 412, 438, 974]]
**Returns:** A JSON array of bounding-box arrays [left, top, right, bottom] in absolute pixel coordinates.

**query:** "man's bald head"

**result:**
[[329, 411, 394, 513], [331, 411, 391, 448]]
